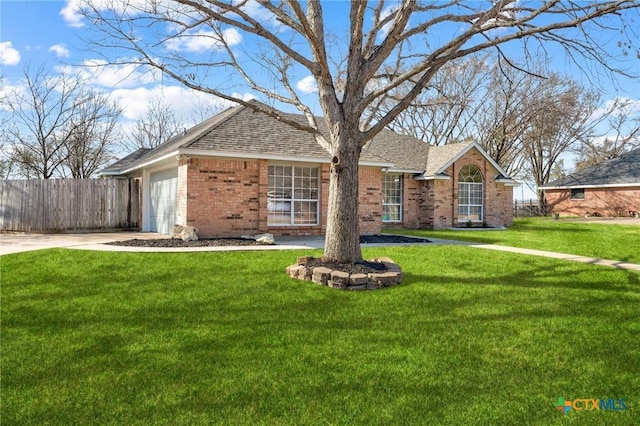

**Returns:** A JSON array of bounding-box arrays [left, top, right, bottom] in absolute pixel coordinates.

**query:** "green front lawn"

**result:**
[[2, 247, 638, 425], [392, 217, 640, 264]]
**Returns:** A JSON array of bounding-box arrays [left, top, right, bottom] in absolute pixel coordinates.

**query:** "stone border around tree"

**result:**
[[286, 256, 403, 290]]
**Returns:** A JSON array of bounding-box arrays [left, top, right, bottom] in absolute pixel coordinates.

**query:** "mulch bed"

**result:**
[[105, 238, 272, 247], [304, 257, 388, 274], [360, 235, 430, 244], [105, 234, 430, 248]]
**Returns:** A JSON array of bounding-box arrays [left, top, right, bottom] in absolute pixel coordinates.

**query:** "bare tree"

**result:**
[[574, 97, 640, 170], [0, 66, 122, 179], [522, 75, 603, 212], [64, 90, 122, 178], [127, 97, 184, 150], [471, 60, 547, 177], [1, 66, 81, 179], [80, 0, 640, 263], [367, 55, 490, 146]]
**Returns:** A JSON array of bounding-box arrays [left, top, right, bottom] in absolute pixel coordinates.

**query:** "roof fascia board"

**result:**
[[115, 148, 394, 174], [542, 182, 640, 190], [495, 177, 520, 186], [119, 151, 180, 175], [415, 174, 451, 181], [386, 168, 425, 174], [179, 149, 394, 168]]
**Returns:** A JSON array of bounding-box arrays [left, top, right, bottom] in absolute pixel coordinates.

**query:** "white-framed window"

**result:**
[[458, 164, 483, 222], [382, 173, 402, 223], [268, 165, 319, 226]]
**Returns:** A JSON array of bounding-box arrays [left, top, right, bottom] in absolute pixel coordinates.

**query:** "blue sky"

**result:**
[[1, 1, 639, 145]]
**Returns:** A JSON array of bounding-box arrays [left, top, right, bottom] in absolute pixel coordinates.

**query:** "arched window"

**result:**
[[458, 165, 483, 223]]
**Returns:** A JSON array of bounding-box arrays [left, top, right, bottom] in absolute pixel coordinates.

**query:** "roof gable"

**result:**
[[423, 142, 511, 179]]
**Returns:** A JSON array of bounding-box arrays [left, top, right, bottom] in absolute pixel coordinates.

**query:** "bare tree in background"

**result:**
[[471, 61, 546, 177], [0, 66, 122, 179], [522, 75, 603, 212], [574, 97, 640, 170], [367, 55, 489, 146], [64, 90, 122, 178], [127, 97, 183, 150], [189, 99, 227, 126], [80, 0, 640, 263], [1, 66, 81, 179]]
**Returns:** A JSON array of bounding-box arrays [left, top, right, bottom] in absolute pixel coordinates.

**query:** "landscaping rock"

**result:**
[[286, 256, 403, 291], [312, 267, 332, 285], [350, 273, 369, 285], [348, 284, 368, 291], [286, 264, 305, 278], [255, 233, 275, 244], [298, 266, 313, 280], [172, 225, 198, 242], [330, 270, 351, 286], [369, 271, 401, 287], [328, 280, 348, 289]]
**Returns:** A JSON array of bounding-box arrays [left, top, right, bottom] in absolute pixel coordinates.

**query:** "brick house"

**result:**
[[102, 103, 518, 236], [541, 148, 640, 217]]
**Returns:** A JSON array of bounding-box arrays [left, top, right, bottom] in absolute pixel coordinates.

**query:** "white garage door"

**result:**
[[149, 168, 178, 234]]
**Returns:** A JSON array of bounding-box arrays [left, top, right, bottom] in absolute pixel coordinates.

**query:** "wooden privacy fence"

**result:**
[[0, 178, 139, 232]]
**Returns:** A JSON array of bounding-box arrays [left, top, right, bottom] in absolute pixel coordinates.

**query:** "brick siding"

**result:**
[[387, 147, 514, 230], [182, 158, 385, 237], [546, 186, 640, 217], [358, 167, 383, 235], [176, 149, 513, 237]]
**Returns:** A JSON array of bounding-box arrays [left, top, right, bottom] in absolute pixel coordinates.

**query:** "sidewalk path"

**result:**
[[428, 238, 640, 272]]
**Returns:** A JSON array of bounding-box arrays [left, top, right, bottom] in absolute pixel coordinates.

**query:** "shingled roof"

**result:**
[[542, 148, 640, 189], [102, 102, 512, 180]]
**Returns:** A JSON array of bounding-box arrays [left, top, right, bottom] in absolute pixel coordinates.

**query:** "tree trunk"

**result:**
[[323, 131, 363, 264], [537, 188, 547, 216]]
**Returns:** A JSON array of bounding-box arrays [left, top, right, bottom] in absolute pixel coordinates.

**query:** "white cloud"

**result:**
[[0, 83, 24, 111], [57, 59, 161, 88], [590, 96, 640, 122], [49, 44, 70, 58], [60, 0, 85, 27], [476, 0, 521, 31], [235, 0, 282, 30], [377, 5, 398, 40], [110, 85, 241, 120], [0, 41, 21, 66], [165, 28, 242, 53], [296, 75, 318, 94], [606, 97, 640, 115], [61, 0, 189, 28]]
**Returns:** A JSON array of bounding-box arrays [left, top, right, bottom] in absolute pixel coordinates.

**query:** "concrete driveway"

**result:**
[[0, 232, 169, 256]]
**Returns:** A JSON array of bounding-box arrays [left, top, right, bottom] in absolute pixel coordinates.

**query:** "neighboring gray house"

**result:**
[[542, 148, 640, 217]]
